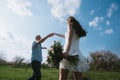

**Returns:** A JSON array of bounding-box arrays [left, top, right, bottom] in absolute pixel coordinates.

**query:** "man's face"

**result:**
[[36, 35, 41, 40]]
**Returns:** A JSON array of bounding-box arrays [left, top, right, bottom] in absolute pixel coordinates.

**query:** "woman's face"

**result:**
[[67, 18, 71, 24], [67, 18, 74, 27]]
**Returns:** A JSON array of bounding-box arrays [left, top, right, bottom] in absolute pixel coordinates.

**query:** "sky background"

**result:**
[[0, 0, 120, 63]]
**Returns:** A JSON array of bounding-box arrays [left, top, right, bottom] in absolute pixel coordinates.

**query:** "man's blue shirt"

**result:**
[[31, 41, 42, 62]]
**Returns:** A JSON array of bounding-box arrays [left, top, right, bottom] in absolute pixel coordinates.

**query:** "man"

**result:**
[[28, 33, 54, 80]]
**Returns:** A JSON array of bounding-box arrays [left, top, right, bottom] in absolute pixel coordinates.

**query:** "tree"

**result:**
[[12, 56, 25, 68], [47, 41, 63, 68], [0, 53, 7, 65], [90, 50, 120, 71]]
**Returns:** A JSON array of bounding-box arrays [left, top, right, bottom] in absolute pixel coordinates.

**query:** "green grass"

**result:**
[[0, 66, 120, 80]]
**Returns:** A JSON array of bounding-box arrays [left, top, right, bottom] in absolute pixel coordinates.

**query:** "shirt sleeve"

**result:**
[[32, 41, 37, 47]]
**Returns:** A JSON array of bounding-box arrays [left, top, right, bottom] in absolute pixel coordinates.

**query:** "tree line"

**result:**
[[0, 50, 120, 71]]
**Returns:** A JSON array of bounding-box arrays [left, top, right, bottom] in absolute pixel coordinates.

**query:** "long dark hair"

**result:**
[[67, 16, 87, 38]]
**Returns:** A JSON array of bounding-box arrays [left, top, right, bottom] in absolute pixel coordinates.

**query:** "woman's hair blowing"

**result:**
[[68, 16, 87, 38]]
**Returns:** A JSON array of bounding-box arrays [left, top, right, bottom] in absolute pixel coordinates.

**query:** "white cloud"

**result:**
[[89, 16, 104, 27], [107, 3, 118, 18], [47, 0, 81, 21], [90, 10, 95, 15], [99, 29, 114, 36], [0, 26, 32, 61], [106, 20, 110, 26], [7, 0, 33, 16], [105, 29, 113, 34]]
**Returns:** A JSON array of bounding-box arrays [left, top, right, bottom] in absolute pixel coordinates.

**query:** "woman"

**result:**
[[54, 16, 90, 80]]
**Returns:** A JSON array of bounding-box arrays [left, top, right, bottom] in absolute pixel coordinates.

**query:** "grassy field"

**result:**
[[0, 66, 120, 80]]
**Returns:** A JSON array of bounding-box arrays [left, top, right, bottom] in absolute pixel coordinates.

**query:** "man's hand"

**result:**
[[42, 47, 47, 49]]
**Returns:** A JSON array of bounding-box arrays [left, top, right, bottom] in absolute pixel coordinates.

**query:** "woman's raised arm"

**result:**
[[54, 33, 65, 38]]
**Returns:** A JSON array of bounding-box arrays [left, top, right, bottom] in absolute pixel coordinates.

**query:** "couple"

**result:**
[[28, 16, 90, 80]]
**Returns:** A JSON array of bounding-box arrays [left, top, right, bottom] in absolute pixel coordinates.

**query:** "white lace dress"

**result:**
[[59, 28, 90, 72]]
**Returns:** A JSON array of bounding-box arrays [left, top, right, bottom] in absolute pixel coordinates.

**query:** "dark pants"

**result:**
[[28, 60, 41, 80]]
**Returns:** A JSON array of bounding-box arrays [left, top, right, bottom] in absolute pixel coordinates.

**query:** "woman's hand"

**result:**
[[62, 51, 69, 59], [53, 33, 65, 38]]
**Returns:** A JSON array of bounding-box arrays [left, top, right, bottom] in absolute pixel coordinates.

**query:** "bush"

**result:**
[[47, 41, 63, 68]]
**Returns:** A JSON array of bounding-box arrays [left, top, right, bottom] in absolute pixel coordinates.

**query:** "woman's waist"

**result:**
[[69, 49, 80, 55], [70, 45, 79, 50]]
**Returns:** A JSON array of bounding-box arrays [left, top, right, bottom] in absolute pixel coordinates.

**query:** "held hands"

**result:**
[[48, 33, 55, 37]]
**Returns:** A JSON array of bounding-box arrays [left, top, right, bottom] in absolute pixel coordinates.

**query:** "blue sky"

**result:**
[[0, 0, 120, 63]]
